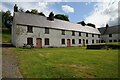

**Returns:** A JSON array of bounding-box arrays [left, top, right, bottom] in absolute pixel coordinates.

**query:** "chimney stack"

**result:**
[[47, 12, 54, 21], [103, 24, 109, 35], [14, 4, 18, 12]]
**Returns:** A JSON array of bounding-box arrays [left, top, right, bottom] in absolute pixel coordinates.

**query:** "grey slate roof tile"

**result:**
[[14, 12, 100, 34]]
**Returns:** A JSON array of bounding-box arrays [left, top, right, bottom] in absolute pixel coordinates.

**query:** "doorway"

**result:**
[[67, 39, 71, 47], [83, 39, 85, 46], [36, 38, 42, 48]]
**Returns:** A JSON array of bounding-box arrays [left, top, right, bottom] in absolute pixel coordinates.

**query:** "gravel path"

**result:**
[[2, 48, 23, 78]]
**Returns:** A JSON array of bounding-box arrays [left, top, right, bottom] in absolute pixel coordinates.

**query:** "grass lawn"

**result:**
[[2, 28, 11, 43], [12, 47, 118, 78]]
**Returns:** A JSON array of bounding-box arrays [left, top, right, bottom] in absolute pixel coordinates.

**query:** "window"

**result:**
[[86, 33, 88, 37], [98, 35, 100, 38], [119, 40, 120, 42], [92, 34, 94, 37], [92, 39, 94, 43], [45, 38, 49, 45], [27, 26, 33, 33], [96, 40, 98, 43], [72, 31, 75, 36], [45, 28, 49, 34], [114, 40, 117, 42], [86, 39, 88, 44], [61, 39, 65, 44], [79, 39, 81, 44], [72, 39, 75, 44], [27, 38, 33, 45], [109, 34, 112, 37], [109, 40, 112, 42], [61, 30, 65, 35], [99, 40, 101, 43], [79, 32, 81, 36]]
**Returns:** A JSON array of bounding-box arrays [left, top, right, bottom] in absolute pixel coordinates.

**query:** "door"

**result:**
[[83, 39, 85, 46], [36, 38, 42, 48], [67, 39, 71, 47]]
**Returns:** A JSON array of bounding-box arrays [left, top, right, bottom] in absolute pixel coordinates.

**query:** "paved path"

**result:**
[[2, 48, 23, 78]]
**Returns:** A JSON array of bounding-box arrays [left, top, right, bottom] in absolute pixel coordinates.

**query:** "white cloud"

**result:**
[[62, 5, 74, 13], [85, 0, 119, 28], [1, 2, 52, 16]]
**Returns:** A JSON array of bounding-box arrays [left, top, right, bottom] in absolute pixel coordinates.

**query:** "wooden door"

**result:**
[[67, 39, 71, 47], [83, 39, 85, 46], [36, 38, 42, 48]]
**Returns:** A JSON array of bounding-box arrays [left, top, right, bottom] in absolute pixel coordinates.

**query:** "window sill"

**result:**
[[27, 31, 33, 33]]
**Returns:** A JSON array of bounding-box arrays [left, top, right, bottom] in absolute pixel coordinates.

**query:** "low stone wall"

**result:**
[[87, 44, 120, 49]]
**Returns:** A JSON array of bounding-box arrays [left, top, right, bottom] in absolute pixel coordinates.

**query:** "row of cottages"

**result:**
[[98, 25, 120, 43], [12, 12, 101, 48]]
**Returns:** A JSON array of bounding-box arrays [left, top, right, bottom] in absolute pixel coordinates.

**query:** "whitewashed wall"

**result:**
[[101, 34, 119, 42], [13, 25, 100, 47]]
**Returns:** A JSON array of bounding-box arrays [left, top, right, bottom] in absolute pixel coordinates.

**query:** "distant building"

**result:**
[[12, 12, 100, 48], [98, 25, 120, 43]]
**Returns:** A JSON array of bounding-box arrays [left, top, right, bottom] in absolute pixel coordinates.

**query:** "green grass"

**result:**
[[12, 47, 118, 78], [106, 42, 120, 45], [2, 28, 11, 43]]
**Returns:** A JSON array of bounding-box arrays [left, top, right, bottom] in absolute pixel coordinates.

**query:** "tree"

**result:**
[[38, 12, 45, 16], [86, 23, 96, 28], [2, 10, 13, 31], [31, 9, 38, 14], [18, 7, 25, 12], [54, 14, 69, 21], [25, 10, 31, 13], [77, 21, 86, 26]]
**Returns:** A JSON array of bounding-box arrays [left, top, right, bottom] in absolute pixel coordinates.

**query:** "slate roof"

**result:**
[[98, 25, 120, 35], [14, 12, 100, 34]]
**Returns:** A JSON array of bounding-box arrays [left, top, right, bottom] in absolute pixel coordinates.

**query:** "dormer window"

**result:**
[[27, 26, 33, 33]]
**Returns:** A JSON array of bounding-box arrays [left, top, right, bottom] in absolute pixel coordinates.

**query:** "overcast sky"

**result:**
[[1, 0, 119, 28]]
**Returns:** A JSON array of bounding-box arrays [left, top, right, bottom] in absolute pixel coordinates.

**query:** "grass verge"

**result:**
[[12, 47, 118, 78]]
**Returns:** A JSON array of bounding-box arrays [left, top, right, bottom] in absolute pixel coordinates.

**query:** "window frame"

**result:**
[[109, 40, 112, 42], [79, 32, 81, 36], [72, 31, 75, 36], [61, 39, 65, 44], [109, 34, 112, 37], [79, 39, 81, 44], [92, 34, 94, 37], [98, 34, 100, 38], [86, 33, 88, 37], [92, 39, 94, 43], [72, 39, 75, 44], [45, 27, 49, 34], [86, 39, 88, 44], [45, 38, 49, 45], [27, 37, 33, 45], [61, 30, 65, 35], [27, 25, 33, 33], [114, 40, 117, 42]]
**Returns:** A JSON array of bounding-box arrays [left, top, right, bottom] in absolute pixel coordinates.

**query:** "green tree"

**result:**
[[2, 10, 13, 31], [54, 14, 69, 21], [18, 7, 25, 12], [86, 23, 96, 28], [31, 9, 38, 14], [25, 10, 31, 13], [77, 21, 86, 26], [38, 12, 45, 16]]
